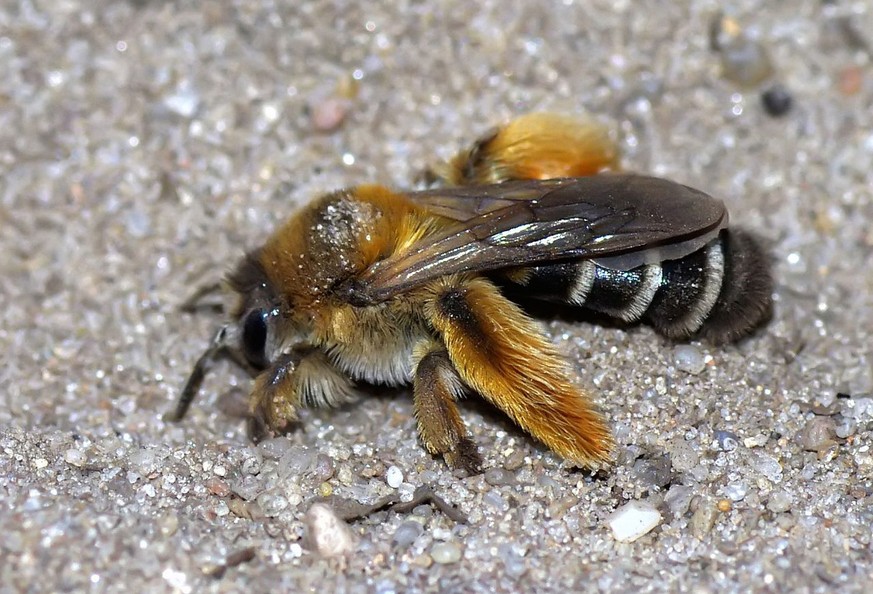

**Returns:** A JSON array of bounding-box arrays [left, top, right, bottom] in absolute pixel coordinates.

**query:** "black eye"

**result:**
[[242, 309, 269, 369]]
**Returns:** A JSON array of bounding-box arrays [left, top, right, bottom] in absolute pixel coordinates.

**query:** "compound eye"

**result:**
[[241, 308, 269, 369]]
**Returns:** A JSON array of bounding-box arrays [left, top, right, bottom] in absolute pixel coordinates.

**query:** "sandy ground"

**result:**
[[2, 1, 873, 592]]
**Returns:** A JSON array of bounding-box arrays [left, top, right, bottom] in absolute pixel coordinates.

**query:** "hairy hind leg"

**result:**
[[421, 275, 614, 468], [412, 341, 482, 474]]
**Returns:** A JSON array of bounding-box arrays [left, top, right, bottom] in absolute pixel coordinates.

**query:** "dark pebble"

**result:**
[[761, 85, 793, 117]]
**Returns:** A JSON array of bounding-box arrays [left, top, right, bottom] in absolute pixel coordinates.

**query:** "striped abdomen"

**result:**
[[504, 229, 772, 344]]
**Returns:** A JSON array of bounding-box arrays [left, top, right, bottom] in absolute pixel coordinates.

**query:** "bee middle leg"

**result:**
[[248, 349, 356, 441], [412, 342, 482, 474]]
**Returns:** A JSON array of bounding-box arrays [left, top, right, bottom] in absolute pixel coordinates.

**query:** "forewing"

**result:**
[[344, 175, 727, 304]]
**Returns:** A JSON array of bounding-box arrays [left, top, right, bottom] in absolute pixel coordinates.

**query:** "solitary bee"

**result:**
[[170, 114, 772, 473]]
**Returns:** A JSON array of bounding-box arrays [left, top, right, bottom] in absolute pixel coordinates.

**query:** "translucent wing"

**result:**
[[341, 175, 727, 305]]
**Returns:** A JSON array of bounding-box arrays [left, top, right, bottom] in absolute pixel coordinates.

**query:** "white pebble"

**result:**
[[607, 501, 662, 542], [386, 465, 403, 488], [392, 521, 424, 549], [64, 448, 85, 466], [724, 482, 748, 502], [767, 490, 793, 513], [673, 345, 706, 375], [163, 86, 200, 117], [751, 452, 783, 483], [305, 503, 356, 557], [430, 541, 462, 564]]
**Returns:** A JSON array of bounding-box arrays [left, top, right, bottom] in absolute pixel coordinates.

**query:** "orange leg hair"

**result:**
[[434, 112, 620, 186], [411, 341, 482, 474], [421, 275, 615, 468], [249, 349, 356, 440]]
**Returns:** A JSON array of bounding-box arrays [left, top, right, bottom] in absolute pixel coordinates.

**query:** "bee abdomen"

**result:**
[[506, 229, 772, 343]]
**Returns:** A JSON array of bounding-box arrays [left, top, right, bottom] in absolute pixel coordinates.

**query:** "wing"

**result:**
[[340, 175, 728, 305]]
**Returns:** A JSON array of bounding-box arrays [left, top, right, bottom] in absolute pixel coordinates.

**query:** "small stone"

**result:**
[[547, 495, 578, 518], [673, 345, 706, 375], [312, 454, 335, 482], [158, 514, 179, 537], [206, 477, 230, 497], [761, 85, 793, 117], [631, 456, 673, 488], [231, 475, 262, 501], [258, 437, 293, 460], [392, 521, 424, 549], [430, 541, 462, 564], [279, 446, 315, 476], [667, 439, 699, 473], [835, 417, 857, 439], [484, 467, 516, 486], [849, 397, 873, 420], [710, 14, 774, 87], [503, 449, 526, 470], [750, 452, 783, 482], [305, 503, 356, 557], [64, 448, 86, 467], [767, 490, 792, 513], [386, 465, 403, 488], [129, 449, 160, 475], [163, 85, 200, 117], [412, 554, 433, 568], [723, 482, 748, 502], [318, 482, 333, 497], [359, 462, 384, 479], [498, 543, 527, 578], [336, 464, 354, 485], [690, 498, 718, 538], [743, 434, 769, 448], [309, 96, 352, 132], [797, 417, 838, 452], [33, 458, 49, 469], [716, 499, 732, 512], [483, 490, 509, 513], [664, 485, 694, 518], [606, 501, 662, 543], [837, 65, 863, 96], [714, 430, 739, 451], [256, 493, 289, 517], [240, 455, 262, 476]]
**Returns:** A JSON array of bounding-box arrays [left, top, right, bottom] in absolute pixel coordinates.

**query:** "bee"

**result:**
[[169, 114, 772, 474]]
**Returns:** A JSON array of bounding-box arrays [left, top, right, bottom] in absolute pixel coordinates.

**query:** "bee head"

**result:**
[[168, 251, 286, 424], [226, 251, 285, 371]]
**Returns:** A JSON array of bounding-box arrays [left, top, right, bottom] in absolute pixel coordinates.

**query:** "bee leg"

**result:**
[[423, 276, 615, 469], [412, 343, 482, 474], [167, 324, 232, 422], [248, 349, 357, 441]]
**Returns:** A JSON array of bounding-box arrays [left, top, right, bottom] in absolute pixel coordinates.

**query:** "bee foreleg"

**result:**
[[249, 348, 357, 442], [412, 341, 482, 474], [167, 324, 232, 422], [423, 276, 615, 468]]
